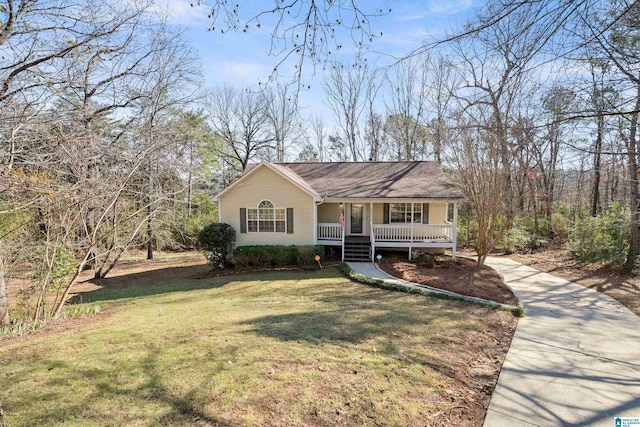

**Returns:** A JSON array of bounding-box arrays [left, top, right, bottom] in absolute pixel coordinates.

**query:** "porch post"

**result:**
[[409, 202, 415, 261], [313, 200, 318, 244], [341, 203, 345, 262], [452, 202, 458, 260], [370, 202, 374, 261], [341, 228, 345, 262], [410, 203, 415, 243]]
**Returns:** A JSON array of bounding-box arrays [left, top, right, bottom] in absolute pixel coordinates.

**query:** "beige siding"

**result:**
[[371, 202, 448, 224], [318, 203, 341, 223], [428, 203, 447, 224], [219, 166, 315, 246], [372, 203, 384, 224]]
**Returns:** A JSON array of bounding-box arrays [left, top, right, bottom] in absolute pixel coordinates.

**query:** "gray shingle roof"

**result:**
[[247, 161, 463, 199]]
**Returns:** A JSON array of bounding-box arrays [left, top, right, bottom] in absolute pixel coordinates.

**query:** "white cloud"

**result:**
[[150, 0, 209, 27], [211, 60, 272, 86], [397, 12, 429, 22], [427, 0, 474, 16]]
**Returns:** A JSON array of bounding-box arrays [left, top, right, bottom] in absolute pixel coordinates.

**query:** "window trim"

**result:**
[[389, 202, 422, 224], [246, 200, 287, 233]]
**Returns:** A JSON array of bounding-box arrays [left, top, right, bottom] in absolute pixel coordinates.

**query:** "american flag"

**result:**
[[339, 208, 345, 230]]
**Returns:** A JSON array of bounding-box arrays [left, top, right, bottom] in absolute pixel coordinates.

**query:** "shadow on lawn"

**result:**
[[243, 288, 467, 346], [9, 350, 235, 426], [69, 264, 335, 304], [242, 295, 470, 385], [70, 264, 227, 303]]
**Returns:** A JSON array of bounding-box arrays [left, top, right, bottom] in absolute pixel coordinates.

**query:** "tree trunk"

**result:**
[[530, 178, 540, 236], [146, 151, 154, 260], [591, 114, 604, 216], [187, 144, 193, 220], [0, 256, 10, 326], [52, 253, 92, 319], [624, 81, 640, 271], [146, 203, 153, 260], [546, 177, 554, 238]]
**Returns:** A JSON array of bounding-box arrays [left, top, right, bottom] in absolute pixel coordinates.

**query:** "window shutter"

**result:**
[[286, 208, 294, 234], [422, 203, 429, 224], [383, 203, 389, 224], [240, 208, 247, 233]]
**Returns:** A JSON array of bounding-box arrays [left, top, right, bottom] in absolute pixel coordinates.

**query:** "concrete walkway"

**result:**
[[483, 256, 640, 426], [349, 258, 640, 426]]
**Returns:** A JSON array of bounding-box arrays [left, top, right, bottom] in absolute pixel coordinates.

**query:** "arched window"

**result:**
[[247, 200, 286, 233]]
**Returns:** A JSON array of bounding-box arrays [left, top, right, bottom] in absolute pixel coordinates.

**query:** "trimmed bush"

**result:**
[[232, 245, 325, 267], [198, 223, 236, 269]]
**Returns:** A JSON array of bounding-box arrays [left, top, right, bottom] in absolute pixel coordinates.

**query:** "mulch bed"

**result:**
[[379, 255, 519, 305]]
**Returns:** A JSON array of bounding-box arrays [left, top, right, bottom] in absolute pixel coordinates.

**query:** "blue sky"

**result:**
[[153, 0, 478, 124]]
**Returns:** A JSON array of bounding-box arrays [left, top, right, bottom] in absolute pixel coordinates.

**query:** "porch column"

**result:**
[[370, 202, 374, 261], [408, 202, 415, 261], [341, 203, 345, 262], [410, 203, 415, 243], [452, 202, 458, 260], [313, 200, 318, 244]]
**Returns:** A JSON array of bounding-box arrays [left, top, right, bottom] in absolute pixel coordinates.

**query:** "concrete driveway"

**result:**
[[483, 256, 640, 426]]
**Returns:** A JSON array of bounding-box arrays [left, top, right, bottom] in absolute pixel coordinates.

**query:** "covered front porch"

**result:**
[[314, 201, 458, 261]]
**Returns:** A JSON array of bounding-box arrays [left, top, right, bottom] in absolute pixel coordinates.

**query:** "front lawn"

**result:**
[[0, 265, 516, 426]]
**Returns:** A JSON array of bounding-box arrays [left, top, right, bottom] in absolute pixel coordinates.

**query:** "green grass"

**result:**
[[1, 267, 506, 426]]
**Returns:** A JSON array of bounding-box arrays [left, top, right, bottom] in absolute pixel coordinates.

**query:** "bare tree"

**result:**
[[266, 83, 303, 162], [0, 1, 204, 323], [384, 57, 430, 160], [202, 1, 389, 88], [0, 0, 160, 325], [363, 69, 384, 161], [426, 55, 458, 163], [533, 86, 576, 237], [310, 114, 327, 161], [443, 3, 541, 261], [324, 60, 369, 161], [208, 85, 274, 175], [131, 26, 201, 261], [572, 0, 640, 268], [0, 0, 153, 106], [0, 250, 8, 325], [448, 121, 517, 266]]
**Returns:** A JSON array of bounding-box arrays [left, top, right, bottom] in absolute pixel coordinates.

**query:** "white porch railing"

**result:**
[[317, 223, 455, 243], [373, 224, 455, 242], [317, 223, 342, 240]]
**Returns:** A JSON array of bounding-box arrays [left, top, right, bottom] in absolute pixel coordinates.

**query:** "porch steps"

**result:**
[[344, 238, 372, 262]]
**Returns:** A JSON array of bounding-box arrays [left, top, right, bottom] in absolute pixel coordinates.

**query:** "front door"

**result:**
[[350, 204, 364, 234]]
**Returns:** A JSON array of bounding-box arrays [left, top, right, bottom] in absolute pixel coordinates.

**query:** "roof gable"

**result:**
[[214, 163, 321, 201]]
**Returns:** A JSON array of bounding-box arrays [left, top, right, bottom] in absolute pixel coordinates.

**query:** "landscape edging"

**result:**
[[340, 262, 525, 317]]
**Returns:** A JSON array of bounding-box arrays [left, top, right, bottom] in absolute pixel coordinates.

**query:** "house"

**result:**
[[213, 161, 464, 262]]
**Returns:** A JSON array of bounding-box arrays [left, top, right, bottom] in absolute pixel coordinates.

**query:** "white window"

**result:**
[[390, 203, 422, 223], [247, 200, 286, 233]]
